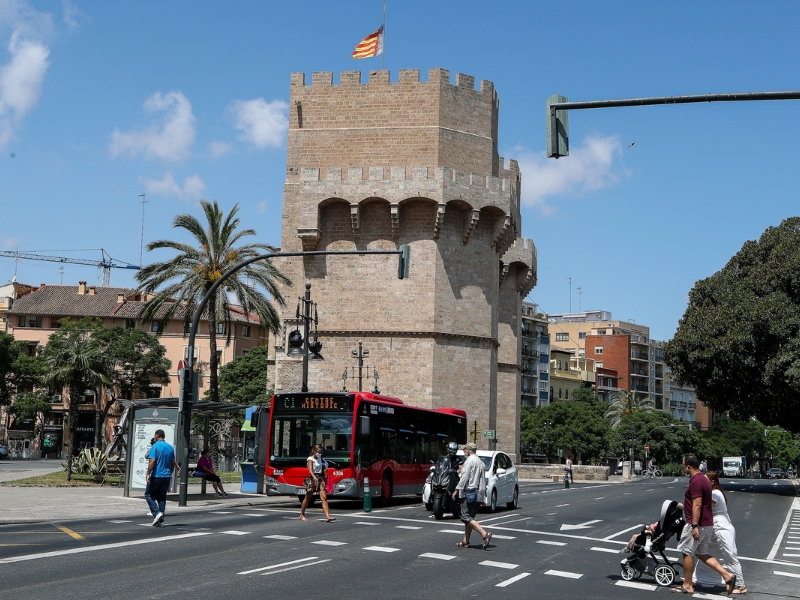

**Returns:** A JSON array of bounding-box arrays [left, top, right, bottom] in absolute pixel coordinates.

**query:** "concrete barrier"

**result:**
[[517, 464, 610, 481]]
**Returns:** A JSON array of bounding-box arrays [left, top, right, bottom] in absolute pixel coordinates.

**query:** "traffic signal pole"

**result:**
[[548, 90, 800, 159], [177, 247, 409, 506]]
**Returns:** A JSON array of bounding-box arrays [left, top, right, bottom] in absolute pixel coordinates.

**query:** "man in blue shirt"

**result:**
[[146, 429, 179, 527]]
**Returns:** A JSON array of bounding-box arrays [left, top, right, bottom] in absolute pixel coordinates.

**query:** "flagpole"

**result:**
[[382, 0, 386, 70]]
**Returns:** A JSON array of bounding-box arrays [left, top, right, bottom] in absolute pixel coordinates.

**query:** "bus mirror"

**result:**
[[250, 412, 259, 428], [360, 415, 371, 437]]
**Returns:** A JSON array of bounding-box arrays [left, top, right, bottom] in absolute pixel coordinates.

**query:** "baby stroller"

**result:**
[[620, 499, 685, 586]]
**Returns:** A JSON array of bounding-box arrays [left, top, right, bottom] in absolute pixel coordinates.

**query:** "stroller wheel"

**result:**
[[620, 565, 636, 581], [654, 565, 676, 587]]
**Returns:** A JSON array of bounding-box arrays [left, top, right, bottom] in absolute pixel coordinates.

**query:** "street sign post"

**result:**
[[482, 430, 496, 439]]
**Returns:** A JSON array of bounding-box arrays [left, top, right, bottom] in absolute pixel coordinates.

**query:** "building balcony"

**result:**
[[631, 350, 649, 361], [629, 370, 648, 378], [631, 384, 649, 393]]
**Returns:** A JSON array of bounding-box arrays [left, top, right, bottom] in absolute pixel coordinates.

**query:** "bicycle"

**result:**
[[644, 468, 663, 479]]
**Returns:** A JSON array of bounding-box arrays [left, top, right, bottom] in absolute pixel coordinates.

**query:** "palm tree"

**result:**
[[135, 200, 290, 403], [604, 389, 656, 429], [42, 325, 109, 481]]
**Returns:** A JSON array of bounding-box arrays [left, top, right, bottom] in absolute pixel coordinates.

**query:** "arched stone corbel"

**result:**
[[463, 209, 480, 244], [499, 262, 510, 287], [297, 228, 322, 251], [350, 204, 360, 239], [433, 204, 446, 239], [390, 204, 400, 239], [491, 215, 511, 251]]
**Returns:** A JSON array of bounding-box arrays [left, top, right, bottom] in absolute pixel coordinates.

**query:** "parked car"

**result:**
[[0, 442, 8, 459], [767, 468, 784, 479], [422, 449, 520, 513]]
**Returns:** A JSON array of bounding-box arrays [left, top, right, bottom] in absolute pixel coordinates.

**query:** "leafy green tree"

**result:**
[[1, 332, 47, 406], [7, 390, 51, 438], [764, 427, 800, 470], [604, 389, 655, 429], [42, 320, 109, 480], [215, 345, 271, 407], [607, 411, 700, 465], [0, 332, 17, 407], [135, 200, 290, 403], [665, 217, 800, 432], [521, 402, 610, 464], [571, 386, 600, 405]]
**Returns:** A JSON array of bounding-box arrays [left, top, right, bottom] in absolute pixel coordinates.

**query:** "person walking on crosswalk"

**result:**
[[145, 429, 180, 527], [452, 443, 492, 550]]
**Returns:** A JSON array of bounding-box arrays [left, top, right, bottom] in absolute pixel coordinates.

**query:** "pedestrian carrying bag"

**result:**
[[325, 472, 334, 494], [465, 488, 478, 503], [304, 477, 320, 492]]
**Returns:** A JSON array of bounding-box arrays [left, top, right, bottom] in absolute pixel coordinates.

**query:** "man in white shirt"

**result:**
[[452, 443, 493, 550], [565, 457, 573, 483]]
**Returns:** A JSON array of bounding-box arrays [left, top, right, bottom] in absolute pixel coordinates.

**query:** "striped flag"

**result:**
[[352, 25, 384, 59]]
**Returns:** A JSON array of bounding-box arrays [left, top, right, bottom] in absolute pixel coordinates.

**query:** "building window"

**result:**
[[550, 386, 554, 398], [596, 362, 603, 369], [557, 360, 562, 370], [51, 317, 64, 328], [578, 332, 586, 340], [597, 329, 606, 335], [216, 350, 222, 362], [578, 348, 585, 358], [539, 382, 548, 392], [151, 322, 160, 333], [555, 332, 568, 342], [126, 319, 136, 329], [242, 325, 251, 337], [17, 316, 25, 327], [565, 389, 569, 400], [217, 323, 224, 334], [558, 388, 562, 399], [18, 316, 42, 328], [595, 346, 603, 355], [632, 334, 639, 342]]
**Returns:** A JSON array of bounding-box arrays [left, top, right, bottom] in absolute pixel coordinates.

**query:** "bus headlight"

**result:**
[[335, 478, 355, 493], [265, 477, 279, 490]]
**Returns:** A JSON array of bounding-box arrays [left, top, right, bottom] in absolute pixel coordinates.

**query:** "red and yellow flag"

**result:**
[[352, 25, 384, 59]]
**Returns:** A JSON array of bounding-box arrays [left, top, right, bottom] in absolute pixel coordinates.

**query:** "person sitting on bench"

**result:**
[[195, 448, 228, 497]]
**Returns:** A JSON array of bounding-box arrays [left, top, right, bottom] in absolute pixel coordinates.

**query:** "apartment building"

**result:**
[[4, 281, 265, 455], [521, 302, 550, 406], [547, 310, 666, 409], [0, 281, 35, 332], [550, 347, 583, 402]]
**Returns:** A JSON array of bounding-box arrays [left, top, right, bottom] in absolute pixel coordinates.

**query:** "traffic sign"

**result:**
[[644, 445, 650, 451], [483, 430, 496, 439]]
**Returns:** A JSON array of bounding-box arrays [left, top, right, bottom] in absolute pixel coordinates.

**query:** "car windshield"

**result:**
[[769, 468, 781, 473], [723, 461, 738, 467], [480, 456, 492, 471]]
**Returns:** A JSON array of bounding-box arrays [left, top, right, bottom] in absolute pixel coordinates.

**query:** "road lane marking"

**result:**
[[592, 547, 621, 554], [353, 522, 381, 526], [0, 532, 211, 564], [107, 520, 132, 524], [419, 552, 456, 560], [615, 581, 656, 591], [544, 569, 582, 579], [769, 506, 798, 560], [240, 513, 264, 517], [261, 559, 330, 575], [209, 511, 233, 514], [480, 560, 518, 569], [487, 517, 533, 526], [363, 546, 400, 552], [54, 525, 85, 541], [264, 535, 297, 540], [490, 534, 516, 540], [783, 553, 800, 557], [555, 504, 570, 507], [238, 556, 319, 574], [775, 571, 800, 578], [312, 540, 347, 546], [602, 524, 644, 540], [594, 497, 605, 500], [220, 530, 251, 535], [693, 593, 722, 600], [560, 519, 601, 531], [481, 515, 516, 523], [396, 526, 422, 530], [536, 540, 566, 546], [496, 573, 531, 587]]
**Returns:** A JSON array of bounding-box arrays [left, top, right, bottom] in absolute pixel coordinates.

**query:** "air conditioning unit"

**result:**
[[51, 395, 62, 403]]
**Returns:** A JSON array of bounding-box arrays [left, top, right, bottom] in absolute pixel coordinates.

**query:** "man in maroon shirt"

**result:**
[[673, 455, 736, 595]]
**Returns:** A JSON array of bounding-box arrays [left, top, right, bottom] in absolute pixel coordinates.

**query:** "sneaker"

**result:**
[[152, 511, 164, 526], [146, 512, 153, 517], [157, 521, 166, 527]]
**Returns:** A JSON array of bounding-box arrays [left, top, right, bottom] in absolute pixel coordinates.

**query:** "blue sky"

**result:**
[[1, 1, 799, 341]]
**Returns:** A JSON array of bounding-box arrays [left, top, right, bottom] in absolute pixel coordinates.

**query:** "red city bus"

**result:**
[[264, 391, 467, 503]]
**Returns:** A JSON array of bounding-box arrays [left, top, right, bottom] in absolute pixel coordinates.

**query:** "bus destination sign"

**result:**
[[277, 394, 351, 412]]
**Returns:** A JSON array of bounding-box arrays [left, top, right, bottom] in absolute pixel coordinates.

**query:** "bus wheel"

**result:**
[[377, 472, 393, 506]]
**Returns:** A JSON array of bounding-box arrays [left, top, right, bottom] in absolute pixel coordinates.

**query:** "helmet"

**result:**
[[446, 442, 459, 456]]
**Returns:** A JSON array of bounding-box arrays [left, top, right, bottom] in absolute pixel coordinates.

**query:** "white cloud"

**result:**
[[110, 91, 196, 162], [0, 1, 52, 150], [513, 134, 626, 214], [209, 140, 231, 157], [139, 172, 205, 201], [2, 235, 20, 250], [226, 98, 288, 148], [256, 200, 267, 213]]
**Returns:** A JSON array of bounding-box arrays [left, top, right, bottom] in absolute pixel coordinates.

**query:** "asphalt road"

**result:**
[[1, 477, 797, 600]]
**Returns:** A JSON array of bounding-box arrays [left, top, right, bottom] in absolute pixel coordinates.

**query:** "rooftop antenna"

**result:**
[[59, 266, 64, 285], [567, 277, 572, 312], [577, 286, 582, 313], [138, 194, 148, 267]]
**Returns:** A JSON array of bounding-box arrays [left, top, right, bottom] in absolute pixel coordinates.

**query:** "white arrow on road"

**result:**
[[560, 519, 602, 531]]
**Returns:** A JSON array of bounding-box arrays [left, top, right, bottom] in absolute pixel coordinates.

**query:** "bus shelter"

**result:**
[[119, 398, 249, 500]]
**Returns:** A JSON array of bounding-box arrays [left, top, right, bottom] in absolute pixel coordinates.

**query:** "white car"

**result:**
[[422, 449, 519, 513]]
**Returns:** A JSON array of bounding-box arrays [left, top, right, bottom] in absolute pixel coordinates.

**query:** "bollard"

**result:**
[[363, 477, 372, 512], [564, 470, 570, 489]]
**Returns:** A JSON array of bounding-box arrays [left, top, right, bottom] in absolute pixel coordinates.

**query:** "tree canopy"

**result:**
[[214, 345, 271, 406], [521, 402, 610, 464], [665, 217, 800, 432], [604, 390, 656, 429]]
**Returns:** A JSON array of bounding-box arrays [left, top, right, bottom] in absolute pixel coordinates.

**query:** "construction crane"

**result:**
[[0, 249, 141, 286]]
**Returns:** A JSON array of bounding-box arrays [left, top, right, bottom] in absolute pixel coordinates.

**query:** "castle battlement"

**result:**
[[291, 68, 497, 99]]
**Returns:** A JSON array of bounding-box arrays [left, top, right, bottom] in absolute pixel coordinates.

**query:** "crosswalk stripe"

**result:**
[[591, 547, 621, 554], [210, 511, 233, 514], [438, 530, 465, 534], [544, 569, 582, 579], [775, 571, 800, 578], [241, 513, 264, 517], [480, 560, 518, 569], [419, 552, 456, 560], [264, 535, 297, 540], [353, 522, 381, 526], [238, 556, 319, 575], [312, 540, 347, 546], [107, 520, 132, 523], [782, 553, 800, 557], [396, 526, 422, 530], [363, 546, 401, 552], [221, 530, 250, 536], [615, 581, 656, 591], [536, 540, 566, 546], [496, 572, 531, 587], [262, 559, 330, 575]]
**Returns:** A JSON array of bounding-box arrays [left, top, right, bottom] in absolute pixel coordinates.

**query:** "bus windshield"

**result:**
[[270, 412, 353, 467]]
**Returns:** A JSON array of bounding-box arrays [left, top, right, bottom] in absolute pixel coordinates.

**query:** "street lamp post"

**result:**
[[629, 425, 636, 479], [544, 419, 552, 464]]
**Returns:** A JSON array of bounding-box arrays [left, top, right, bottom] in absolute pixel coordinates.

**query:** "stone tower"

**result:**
[[268, 68, 536, 458]]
